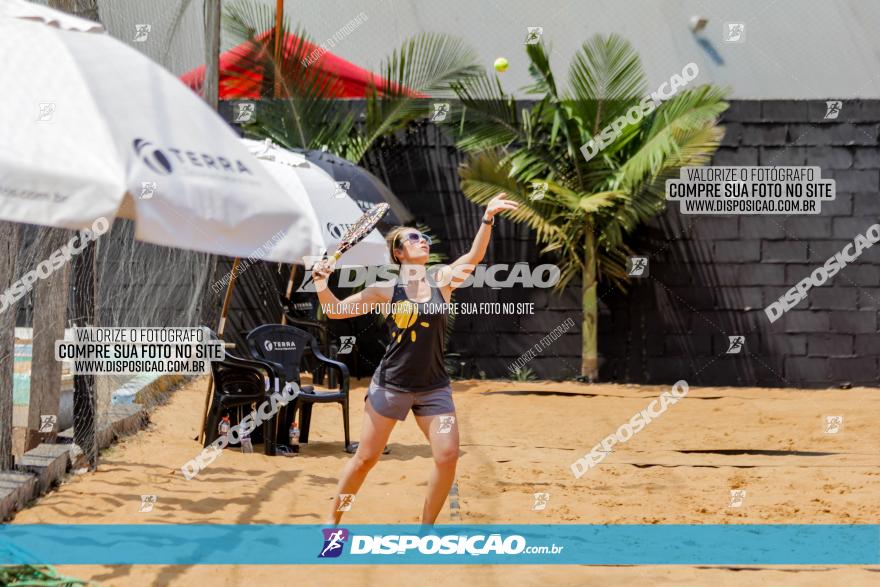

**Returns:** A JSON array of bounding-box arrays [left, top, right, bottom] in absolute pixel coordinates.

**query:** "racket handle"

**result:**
[[331, 250, 343, 261]]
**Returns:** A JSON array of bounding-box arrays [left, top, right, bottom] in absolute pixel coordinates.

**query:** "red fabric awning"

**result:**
[[180, 31, 427, 99]]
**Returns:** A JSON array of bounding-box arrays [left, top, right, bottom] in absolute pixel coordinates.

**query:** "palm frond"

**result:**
[[522, 41, 559, 98], [566, 34, 647, 136], [353, 33, 480, 161], [377, 32, 482, 97], [614, 85, 729, 187], [452, 72, 522, 152], [459, 151, 584, 271]]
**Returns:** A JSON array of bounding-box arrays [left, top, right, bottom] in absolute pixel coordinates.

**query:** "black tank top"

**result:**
[[374, 282, 450, 392]]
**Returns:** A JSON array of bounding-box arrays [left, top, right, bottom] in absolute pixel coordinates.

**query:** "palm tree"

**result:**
[[452, 34, 728, 381], [222, 0, 481, 164]]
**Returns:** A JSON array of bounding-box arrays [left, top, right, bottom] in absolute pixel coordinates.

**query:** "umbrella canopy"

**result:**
[[243, 139, 390, 268], [0, 0, 318, 263], [299, 149, 414, 232], [181, 31, 429, 100]]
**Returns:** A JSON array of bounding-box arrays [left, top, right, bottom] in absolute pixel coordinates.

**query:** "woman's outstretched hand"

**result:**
[[485, 192, 520, 219], [311, 257, 337, 292]]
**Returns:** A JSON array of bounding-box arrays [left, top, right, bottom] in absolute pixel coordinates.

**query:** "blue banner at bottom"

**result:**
[[1, 525, 878, 565]]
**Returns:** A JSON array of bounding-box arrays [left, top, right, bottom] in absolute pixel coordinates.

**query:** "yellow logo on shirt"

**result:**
[[390, 300, 430, 343]]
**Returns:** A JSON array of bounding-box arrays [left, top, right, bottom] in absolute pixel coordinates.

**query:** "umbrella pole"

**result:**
[[198, 257, 240, 444], [273, 0, 284, 98], [280, 264, 298, 325]]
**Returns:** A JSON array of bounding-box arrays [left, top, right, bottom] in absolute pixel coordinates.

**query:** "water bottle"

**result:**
[[240, 423, 254, 454], [218, 415, 230, 438], [289, 421, 300, 453]]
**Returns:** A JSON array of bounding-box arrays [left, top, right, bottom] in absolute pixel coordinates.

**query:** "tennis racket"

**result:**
[[326, 203, 390, 260]]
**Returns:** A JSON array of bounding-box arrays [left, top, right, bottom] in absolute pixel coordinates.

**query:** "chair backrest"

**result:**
[[246, 324, 314, 383], [203, 327, 265, 397]]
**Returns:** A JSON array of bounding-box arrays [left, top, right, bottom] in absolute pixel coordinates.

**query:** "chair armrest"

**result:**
[[250, 356, 285, 377], [221, 352, 283, 393], [222, 352, 269, 371], [311, 346, 350, 392]]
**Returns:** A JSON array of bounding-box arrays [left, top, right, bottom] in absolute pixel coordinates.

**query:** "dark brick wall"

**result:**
[[362, 100, 880, 388]]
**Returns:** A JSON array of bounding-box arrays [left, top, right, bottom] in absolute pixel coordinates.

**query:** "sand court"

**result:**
[[9, 376, 879, 585]]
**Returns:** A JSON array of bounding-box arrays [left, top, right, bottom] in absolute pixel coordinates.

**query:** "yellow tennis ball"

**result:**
[[494, 57, 509, 72]]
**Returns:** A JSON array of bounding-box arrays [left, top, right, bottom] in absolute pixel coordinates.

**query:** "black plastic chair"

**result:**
[[278, 293, 335, 386], [246, 324, 353, 453], [203, 339, 282, 456], [279, 293, 331, 353]]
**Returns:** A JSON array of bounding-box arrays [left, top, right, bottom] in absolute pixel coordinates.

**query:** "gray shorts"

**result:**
[[365, 381, 455, 421]]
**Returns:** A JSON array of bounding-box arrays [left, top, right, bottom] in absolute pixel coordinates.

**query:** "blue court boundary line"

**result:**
[[1, 524, 878, 565]]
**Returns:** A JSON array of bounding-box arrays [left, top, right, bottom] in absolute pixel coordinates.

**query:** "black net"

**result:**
[[4, 218, 219, 469]]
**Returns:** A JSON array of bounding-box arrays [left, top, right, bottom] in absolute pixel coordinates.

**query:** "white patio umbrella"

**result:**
[[242, 138, 391, 268], [238, 138, 391, 343], [0, 0, 318, 262], [0, 1, 323, 458]]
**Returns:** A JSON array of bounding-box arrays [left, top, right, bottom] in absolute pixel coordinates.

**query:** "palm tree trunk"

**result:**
[[580, 229, 598, 381]]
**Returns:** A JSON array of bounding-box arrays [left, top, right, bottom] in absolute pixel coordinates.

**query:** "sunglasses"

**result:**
[[396, 232, 432, 247]]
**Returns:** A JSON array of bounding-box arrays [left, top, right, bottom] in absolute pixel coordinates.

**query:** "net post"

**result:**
[[71, 234, 98, 470], [0, 221, 21, 470]]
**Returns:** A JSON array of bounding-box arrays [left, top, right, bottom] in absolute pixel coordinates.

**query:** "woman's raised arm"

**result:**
[[435, 192, 519, 291]]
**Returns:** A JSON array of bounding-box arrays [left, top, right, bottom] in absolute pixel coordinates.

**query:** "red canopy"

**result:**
[[180, 31, 427, 99]]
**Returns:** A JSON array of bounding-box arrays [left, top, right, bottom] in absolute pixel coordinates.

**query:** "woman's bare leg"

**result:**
[[326, 398, 397, 524], [414, 411, 459, 525]]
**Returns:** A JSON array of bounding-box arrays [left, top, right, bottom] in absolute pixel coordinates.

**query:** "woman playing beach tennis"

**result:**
[[312, 193, 518, 525]]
